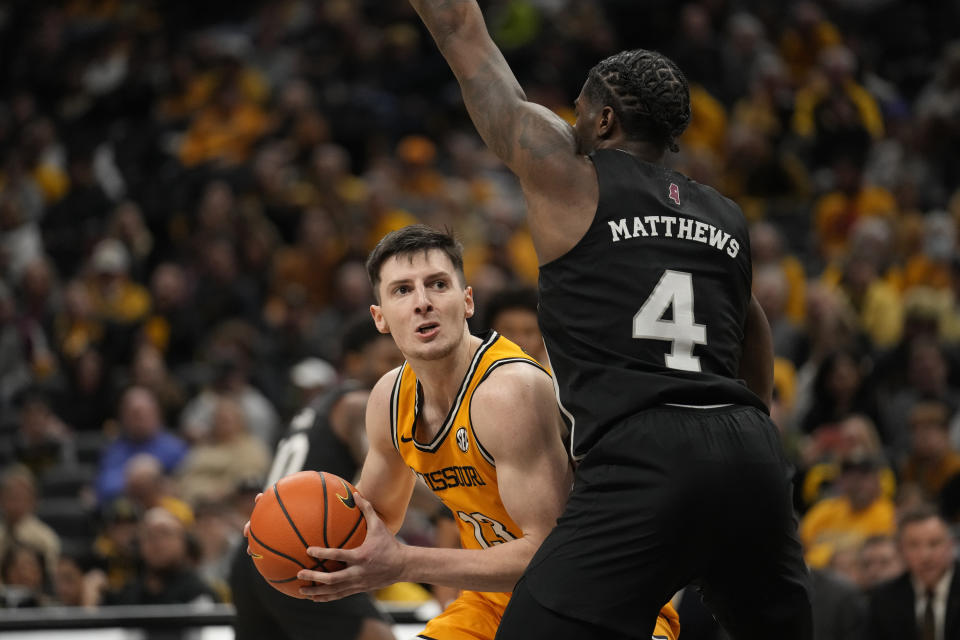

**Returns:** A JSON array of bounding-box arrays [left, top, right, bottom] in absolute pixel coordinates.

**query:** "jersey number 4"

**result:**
[[633, 270, 707, 372]]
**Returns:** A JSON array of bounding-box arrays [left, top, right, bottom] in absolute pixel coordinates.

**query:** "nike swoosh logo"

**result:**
[[337, 480, 356, 509], [400, 434, 413, 442]]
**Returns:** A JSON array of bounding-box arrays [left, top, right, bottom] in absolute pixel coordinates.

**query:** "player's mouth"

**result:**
[[416, 322, 440, 338]]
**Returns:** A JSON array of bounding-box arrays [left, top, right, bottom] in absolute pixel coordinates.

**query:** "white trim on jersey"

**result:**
[[663, 403, 733, 409], [543, 343, 581, 462], [412, 330, 499, 453], [389, 362, 407, 452]]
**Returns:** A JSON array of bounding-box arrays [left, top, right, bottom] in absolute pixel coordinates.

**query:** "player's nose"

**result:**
[[413, 285, 433, 312]]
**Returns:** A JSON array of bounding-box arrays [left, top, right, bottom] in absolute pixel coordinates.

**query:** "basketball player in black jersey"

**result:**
[[408, 2, 812, 639], [229, 315, 402, 640]]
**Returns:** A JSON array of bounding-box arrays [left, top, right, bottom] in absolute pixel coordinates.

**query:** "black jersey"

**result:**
[[538, 148, 766, 460], [265, 384, 360, 486]]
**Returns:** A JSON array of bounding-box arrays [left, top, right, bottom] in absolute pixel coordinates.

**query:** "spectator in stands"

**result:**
[[175, 397, 270, 505], [192, 499, 239, 602], [812, 153, 898, 265], [778, 1, 843, 86], [0, 465, 60, 578], [900, 399, 960, 503], [123, 454, 193, 527], [482, 285, 547, 365], [105, 201, 154, 285], [800, 449, 896, 569], [793, 45, 884, 171], [95, 386, 188, 504], [855, 534, 904, 590], [799, 348, 881, 436], [10, 387, 75, 477], [142, 262, 202, 372], [883, 338, 960, 461], [0, 542, 51, 608], [866, 505, 960, 640], [56, 346, 112, 433], [105, 506, 220, 605], [127, 343, 186, 428], [52, 550, 106, 608], [83, 238, 151, 365], [92, 497, 141, 592], [179, 329, 279, 446]]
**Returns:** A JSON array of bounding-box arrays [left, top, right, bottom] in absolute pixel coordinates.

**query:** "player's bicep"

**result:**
[[356, 373, 416, 533], [473, 367, 572, 541]]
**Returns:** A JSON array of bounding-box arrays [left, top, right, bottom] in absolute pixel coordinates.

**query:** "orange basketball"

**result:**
[[247, 470, 366, 598]]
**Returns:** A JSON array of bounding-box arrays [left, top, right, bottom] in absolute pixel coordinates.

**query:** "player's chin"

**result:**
[[409, 340, 456, 362]]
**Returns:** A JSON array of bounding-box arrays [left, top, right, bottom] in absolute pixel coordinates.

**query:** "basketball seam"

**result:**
[[337, 509, 365, 548], [248, 526, 308, 570], [274, 482, 311, 551], [318, 471, 330, 548]]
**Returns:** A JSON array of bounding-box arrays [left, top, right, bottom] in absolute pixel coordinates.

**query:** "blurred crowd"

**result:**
[[1, 0, 960, 635]]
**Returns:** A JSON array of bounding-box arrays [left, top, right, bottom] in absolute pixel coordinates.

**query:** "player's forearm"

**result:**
[[409, 0, 475, 50], [409, 0, 526, 163], [398, 535, 541, 592]]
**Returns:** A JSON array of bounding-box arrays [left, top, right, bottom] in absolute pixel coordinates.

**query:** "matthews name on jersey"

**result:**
[[539, 148, 766, 461]]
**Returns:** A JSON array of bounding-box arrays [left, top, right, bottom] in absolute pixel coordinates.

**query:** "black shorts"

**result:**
[[229, 543, 389, 640], [496, 405, 811, 640]]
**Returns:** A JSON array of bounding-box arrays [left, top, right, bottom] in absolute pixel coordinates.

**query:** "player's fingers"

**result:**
[[353, 492, 378, 523], [309, 590, 355, 603], [242, 521, 250, 538], [297, 569, 337, 584], [254, 492, 263, 503], [305, 546, 353, 563]]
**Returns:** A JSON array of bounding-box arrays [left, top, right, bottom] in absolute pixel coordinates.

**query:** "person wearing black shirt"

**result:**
[[407, 2, 812, 639]]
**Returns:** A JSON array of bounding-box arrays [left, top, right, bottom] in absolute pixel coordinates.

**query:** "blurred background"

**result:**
[[1, 0, 960, 638]]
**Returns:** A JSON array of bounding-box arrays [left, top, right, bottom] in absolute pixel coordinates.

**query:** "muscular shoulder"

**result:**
[[471, 362, 560, 452], [365, 367, 404, 440], [369, 366, 403, 406], [473, 360, 552, 404]]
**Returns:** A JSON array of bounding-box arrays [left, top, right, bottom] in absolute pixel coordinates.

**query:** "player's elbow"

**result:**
[[431, 4, 473, 49]]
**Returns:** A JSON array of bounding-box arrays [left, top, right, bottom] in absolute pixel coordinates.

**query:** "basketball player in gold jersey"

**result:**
[[295, 225, 680, 640]]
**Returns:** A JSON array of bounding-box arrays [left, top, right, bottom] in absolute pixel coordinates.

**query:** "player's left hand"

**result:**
[[298, 492, 407, 601]]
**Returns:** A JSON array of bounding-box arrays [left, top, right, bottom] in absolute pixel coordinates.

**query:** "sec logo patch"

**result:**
[[456, 427, 469, 453]]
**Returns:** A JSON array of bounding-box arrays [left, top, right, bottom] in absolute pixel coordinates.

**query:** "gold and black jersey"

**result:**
[[390, 331, 547, 553]]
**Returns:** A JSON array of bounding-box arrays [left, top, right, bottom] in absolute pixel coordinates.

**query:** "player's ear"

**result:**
[[463, 286, 475, 319], [598, 106, 616, 139], [370, 304, 390, 334]]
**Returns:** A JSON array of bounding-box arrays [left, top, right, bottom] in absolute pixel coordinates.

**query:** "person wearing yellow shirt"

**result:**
[[800, 451, 896, 569], [289, 226, 681, 640]]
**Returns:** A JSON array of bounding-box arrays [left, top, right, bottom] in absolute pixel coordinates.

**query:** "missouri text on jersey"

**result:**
[[416, 465, 487, 492], [608, 215, 741, 258]]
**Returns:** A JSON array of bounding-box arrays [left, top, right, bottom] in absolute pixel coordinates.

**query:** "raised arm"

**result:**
[[409, 0, 596, 262], [299, 363, 572, 597]]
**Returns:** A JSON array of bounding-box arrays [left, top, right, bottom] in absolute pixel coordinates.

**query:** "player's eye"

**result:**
[[432, 280, 447, 289], [394, 285, 409, 295]]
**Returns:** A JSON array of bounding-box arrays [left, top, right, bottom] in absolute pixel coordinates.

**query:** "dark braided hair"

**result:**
[[585, 49, 691, 153]]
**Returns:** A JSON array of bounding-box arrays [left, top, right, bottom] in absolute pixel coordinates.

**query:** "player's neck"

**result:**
[[597, 138, 664, 163], [411, 331, 482, 410]]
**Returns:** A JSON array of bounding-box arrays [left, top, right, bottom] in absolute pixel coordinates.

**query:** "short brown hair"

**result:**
[[896, 503, 946, 538], [366, 225, 465, 301]]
